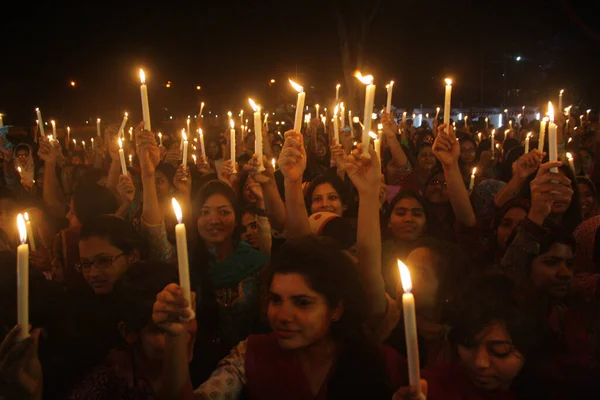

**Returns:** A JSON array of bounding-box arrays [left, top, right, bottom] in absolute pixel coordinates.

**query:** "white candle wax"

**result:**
[[524, 133, 531, 153], [362, 84, 375, 157], [435, 107, 440, 121], [469, 167, 476, 191], [0, 114, 3, 127], [139, 69, 152, 131], [547, 102, 558, 173], [333, 105, 340, 145], [249, 99, 265, 171], [24, 212, 36, 252], [386, 81, 394, 114], [119, 112, 129, 138], [199, 129, 207, 159], [17, 214, 30, 341], [558, 90, 564, 113], [398, 260, 421, 396], [538, 118, 547, 154], [172, 199, 194, 320], [186, 118, 191, 136], [340, 103, 346, 128], [129, 154, 133, 167], [51, 120, 57, 136], [182, 131, 189, 166], [566, 153, 576, 175], [118, 138, 128, 175], [443, 78, 452, 128], [289, 80, 306, 133], [35, 108, 45, 136], [96, 118, 101, 137], [229, 120, 237, 173], [485, 117, 489, 129], [335, 84, 340, 103]]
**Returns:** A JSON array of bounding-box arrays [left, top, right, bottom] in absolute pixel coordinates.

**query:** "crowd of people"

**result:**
[[0, 107, 598, 399]]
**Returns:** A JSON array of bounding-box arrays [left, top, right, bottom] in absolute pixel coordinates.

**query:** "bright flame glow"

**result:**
[[182, 130, 187, 141], [248, 98, 259, 112], [230, 119, 235, 129], [566, 152, 573, 161], [334, 105, 339, 115], [289, 79, 303, 93], [17, 214, 27, 244], [199, 128, 203, 137], [472, 167, 477, 175], [369, 131, 378, 139], [139, 69, 146, 84], [378, 123, 383, 130], [118, 137, 123, 149], [336, 83, 341, 89], [17, 167, 21, 174], [444, 78, 452, 86], [192, 154, 197, 163], [398, 260, 412, 293], [172, 198, 183, 224], [560, 89, 564, 95], [527, 132, 532, 138], [355, 72, 374, 85], [97, 118, 101, 123], [436, 107, 440, 112], [272, 158, 276, 169], [548, 102, 555, 122], [352, 117, 359, 123]]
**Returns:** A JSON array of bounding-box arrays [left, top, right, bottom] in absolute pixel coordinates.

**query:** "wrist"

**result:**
[[527, 210, 547, 227], [442, 162, 460, 173]]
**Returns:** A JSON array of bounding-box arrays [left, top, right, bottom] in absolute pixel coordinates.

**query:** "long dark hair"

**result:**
[[80, 215, 145, 257], [266, 236, 394, 399], [304, 173, 352, 216], [192, 179, 240, 243], [384, 189, 442, 240]]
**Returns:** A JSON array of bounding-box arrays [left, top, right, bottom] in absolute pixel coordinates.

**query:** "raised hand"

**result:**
[[330, 144, 348, 172], [528, 161, 573, 225], [246, 177, 264, 203], [37, 137, 58, 164], [244, 155, 275, 185], [345, 143, 381, 195], [381, 112, 399, 140], [117, 174, 135, 204], [512, 149, 544, 180], [279, 130, 306, 184], [134, 122, 160, 168], [218, 159, 238, 188], [392, 380, 428, 400], [0, 325, 43, 399], [432, 124, 460, 168], [152, 284, 194, 337], [195, 155, 212, 175], [173, 164, 192, 199]]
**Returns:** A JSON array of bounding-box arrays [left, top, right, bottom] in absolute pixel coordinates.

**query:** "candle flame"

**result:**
[[369, 131, 378, 139], [158, 132, 162, 138], [248, 98, 259, 112], [527, 132, 532, 138], [352, 116, 359, 123], [199, 128, 203, 136], [289, 79, 303, 93], [336, 83, 341, 89], [118, 137, 123, 149], [397, 260, 412, 293], [560, 89, 564, 95], [172, 198, 183, 224], [192, 154, 197, 163], [182, 129, 187, 141], [340, 102, 345, 110], [378, 123, 383, 130], [566, 152, 573, 161], [51, 120, 55, 126], [48, 135, 53, 141], [17, 166, 21, 174], [24, 212, 30, 222], [334, 104, 339, 115], [472, 167, 477, 175], [272, 158, 276, 169], [444, 78, 452, 86], [587, 109, 592, 113], [139, 69, 146, 84], [67, 126, 70, 132], [230, 119, 235, 129], [227, 111, 232, 118], [436, 107, 440, 112], [17, 213, 27, 244], [129, 154, 132, 162], [355, 72, 374, 85], [548, 101, 554, 122], [491, 129, 496, 136]]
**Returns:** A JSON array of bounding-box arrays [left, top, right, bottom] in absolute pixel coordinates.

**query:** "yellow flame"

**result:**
[[340, 102, 345, 110], [192, 154, 197, 163], [527, 132, 532, 138], [436, 107, 440, 112], [472, 167, 477, 175], [355, 72, 374, 85], [289, 79, 303, 93], [272, 158, 276, 169], [97, 118, 101, 123], [560, 89, 564, 95], [333, 104, 339, 115], [139, 69, 146, 84], [369, 131, 378, 139], [548, 101, 554, 122], [398, 260, 412, 293], [67, 126, 70, 132], [199, 128, 203, 136], [16, 213, 27, 244], [492, 129, 496, 135], [158, 132, 162, 138], [124, 112, 128, 117], [182, 129, 187, 141], [248, 98, 259, 112], [17, 166, 21, 174], [566, 152, 573, 160], [118, 137, 123, 149], [352, 116, 359, 123], [444, 78, 452, 85], [378, 123, 383, 130], [172, 198, 183, 224], [230, 119, 235, 129], [336, 83, 341, 89]]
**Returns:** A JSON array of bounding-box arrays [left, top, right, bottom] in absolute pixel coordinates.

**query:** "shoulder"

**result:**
[[68, 363, 122, 400]]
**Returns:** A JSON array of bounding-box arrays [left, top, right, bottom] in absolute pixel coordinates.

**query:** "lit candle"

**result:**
[[321, 116, 327, 133], [72, 139, 76, 147], [547, 102, 558, 173], [35, 108, 45, 136], [181, 130, 188, 166], [469, 167, 477, 190], [118, 112, 129, 138], [491, 129, 496, 159], [229, 119, 237, 173], [524, 132, 532, 153], [192, 154, 197, 165], [129, 154, 133, 167], [249, 99, 265, 171], [443, 78, 452, 128], [0, 113, 3, 127], [522, 105, 526, 116], [538, 118, 547, 154], [172, 199, 194, 320], [199, 102, 205, 119], [66, 126, 71, 145], [51, 120, 56, 136], [272, 158, 277, 170], [158, 132, 163, 146], [509, 120, 513, 130], [118, 138, 128, 175], [333, 104, 340, 145], [187, 117, 191, 136], [16, 213, 29, 341], [348, 110, 354, 136], [96, 118, 101, 137], [356, 72, 376, 158], [335, 84, 341, 103], [315, 104, 320, 121], [586, 109, 591, 120], [82, 141, 86, 152], [398, 260, 421, 397], [558, 89, 564, 113], [91, 138, 95, 151], [23, 212, 36, 252], [198, 129, 207, 160], [402, 112, 407, 128], [478, 132, 482, 142], [386, 81, 394, 114], [139, 69, 152, 131], [289, 79, 306, 133], [566, 152, 576, 175], [580, 115, 584, 126], [435, 107, 440, 121], [464, 115, 468, 127], [370, 132, 381, 160]]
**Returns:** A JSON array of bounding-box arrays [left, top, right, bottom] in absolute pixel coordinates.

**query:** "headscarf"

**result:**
[[470, 179, 507, 215], [14, 143, 35, 188]]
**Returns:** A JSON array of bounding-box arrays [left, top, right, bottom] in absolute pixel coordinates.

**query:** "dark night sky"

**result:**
[[2, 0, 599, 127]]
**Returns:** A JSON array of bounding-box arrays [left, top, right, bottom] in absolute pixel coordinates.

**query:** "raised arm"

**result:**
[[106, 127, 124, 198], [245, 155, 286, 231], [345, 143, 387, 318], [381, 112, 408, 168], [279, 130, 310, 239], [432, 124, 476, 227], [37, 138, 66, 216], [494, 150, 543, 208]]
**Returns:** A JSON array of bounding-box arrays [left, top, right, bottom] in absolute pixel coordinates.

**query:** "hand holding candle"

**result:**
[[398, 260, 421, 397], [172, 198, 194, 320], [118, 138, 128, 175]]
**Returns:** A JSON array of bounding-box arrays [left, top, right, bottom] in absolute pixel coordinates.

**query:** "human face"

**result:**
[[578, 183, 595, 220], [388, 197, 426, 242], [66, 198, 79, 227], [78, 236, 136, 294], [196, 193, 236, 246], [241, 212, 259, 249], [385, 159, 404, 185], [16, 149, 29, 167], [550, 170, 572, 214], [243, 176, 258, 205], [268, 273, 340, 350], [155, 170, 172, 200], [400, 247, 440, 313], [530, 243, 574, 299], [457, 321, 525, 391], [311, 183, 344, 216], [460, 141, 476, 164], [495, 207, 527, 250], [316, 139, 327, 159], [71, 155, 82, 165], [417, 146, 436, 171], [425, 173, 448, 204], [208, 141, 219, 159], [579, 150, 593, 174]]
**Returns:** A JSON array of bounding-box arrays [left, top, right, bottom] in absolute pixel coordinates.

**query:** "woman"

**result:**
[[577, 147, 594, 177], [458, 136, 478, 176], [69, 261, 197, 399], [577, 176, 597, 221], [153, 236, 407, 399], [305, 173, 351, 217]]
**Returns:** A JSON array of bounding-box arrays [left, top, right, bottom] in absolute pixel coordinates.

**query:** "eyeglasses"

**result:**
[[76, 253, 126, 273], [429, 180, 447, 187]]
